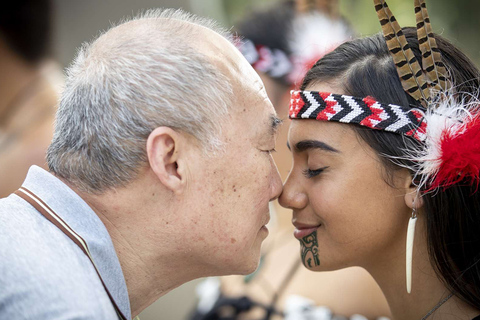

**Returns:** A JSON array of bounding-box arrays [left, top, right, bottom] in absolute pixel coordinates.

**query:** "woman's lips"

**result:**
[[293, 224, 321, 239]]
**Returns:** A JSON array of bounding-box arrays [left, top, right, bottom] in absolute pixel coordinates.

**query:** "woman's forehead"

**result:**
[[305, 81, 345, 95], [288, 119, 352, 146]]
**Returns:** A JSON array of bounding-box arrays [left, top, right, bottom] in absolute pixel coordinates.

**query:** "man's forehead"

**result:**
[[190, 28, 241, 71], [191, 27, 268, 97], [252, 76, 270, 102], [189, 26, 275, 131]]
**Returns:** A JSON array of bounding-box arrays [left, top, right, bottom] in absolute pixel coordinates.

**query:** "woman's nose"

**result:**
[[278, 171, 308, 210]]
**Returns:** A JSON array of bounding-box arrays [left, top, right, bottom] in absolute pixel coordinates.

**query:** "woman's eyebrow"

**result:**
[[287, 139, 340, 153]]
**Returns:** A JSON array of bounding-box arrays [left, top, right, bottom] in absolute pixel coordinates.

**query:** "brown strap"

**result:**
[[14, 187, 128, 320]]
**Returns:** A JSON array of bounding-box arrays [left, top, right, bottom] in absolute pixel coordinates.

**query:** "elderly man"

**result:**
[[0, 9, 282, 319]]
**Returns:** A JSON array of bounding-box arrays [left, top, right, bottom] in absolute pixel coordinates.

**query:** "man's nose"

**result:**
[[278, 171, 307, 210], [269, 163, 283, 201]]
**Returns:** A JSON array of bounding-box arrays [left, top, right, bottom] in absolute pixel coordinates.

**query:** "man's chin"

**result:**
[[224, 235, 266, 276], [239, 260, 261, 276], [237, 251, 263, 276]]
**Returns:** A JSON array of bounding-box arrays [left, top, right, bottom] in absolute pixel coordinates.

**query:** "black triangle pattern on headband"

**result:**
[[289, 90, 427, 141]]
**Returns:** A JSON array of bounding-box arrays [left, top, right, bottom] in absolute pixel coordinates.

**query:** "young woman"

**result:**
[[279, 1, 480, 319]]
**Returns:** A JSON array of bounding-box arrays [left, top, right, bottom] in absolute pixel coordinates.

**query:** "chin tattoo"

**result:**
[[300, 232, 320, 268]]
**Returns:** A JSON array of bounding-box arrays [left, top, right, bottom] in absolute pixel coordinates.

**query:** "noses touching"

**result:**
[[279, 172, 308, 211]]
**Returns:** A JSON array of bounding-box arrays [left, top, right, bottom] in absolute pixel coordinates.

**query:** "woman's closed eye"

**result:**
[[303, 166, 329, 178]]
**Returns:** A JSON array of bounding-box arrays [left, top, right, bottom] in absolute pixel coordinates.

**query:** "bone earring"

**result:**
[[406, 203, 417, 294]]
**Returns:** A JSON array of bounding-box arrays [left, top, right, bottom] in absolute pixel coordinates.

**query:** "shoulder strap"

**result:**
[[14, 187, 129, 320]]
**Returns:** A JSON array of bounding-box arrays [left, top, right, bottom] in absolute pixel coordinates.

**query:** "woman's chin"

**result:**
[[303, 263, 324, 272]]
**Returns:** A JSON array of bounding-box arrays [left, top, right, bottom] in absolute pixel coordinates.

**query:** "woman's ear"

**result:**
[[146, 127, 184, 193], [403, 172, 424, 210]]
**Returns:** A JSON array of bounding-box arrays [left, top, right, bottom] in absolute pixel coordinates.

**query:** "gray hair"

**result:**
[[47, 8, 234, 194]]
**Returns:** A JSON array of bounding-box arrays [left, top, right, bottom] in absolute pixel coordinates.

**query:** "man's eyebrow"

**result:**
[[270, 115, 283, 135], [289, 140, 340, 153]]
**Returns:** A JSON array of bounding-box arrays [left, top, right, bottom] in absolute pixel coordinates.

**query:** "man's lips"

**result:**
[[259, 215, 270, 236], [293, 222, 321, 239], [260, 213, 270, 231], [262, 212, 270, 227]]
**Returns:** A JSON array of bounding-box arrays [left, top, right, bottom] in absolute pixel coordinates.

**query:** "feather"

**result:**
[[432, 112, 480, 189], [295, 0, 339, 17], [374, 0, 429, 104], [389, 91, 480, 192], [414, 0, 448, 93]]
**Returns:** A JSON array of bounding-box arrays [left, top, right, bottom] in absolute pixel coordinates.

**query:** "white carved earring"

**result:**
[[406, 205, 417, 294]]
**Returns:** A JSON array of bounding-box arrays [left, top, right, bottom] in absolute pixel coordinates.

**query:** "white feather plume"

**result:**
[[389, 89, 480, 191]]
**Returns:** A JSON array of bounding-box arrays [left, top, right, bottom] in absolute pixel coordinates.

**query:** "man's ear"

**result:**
[[402, 171, 424, 210], [146, 127, 185, 193]]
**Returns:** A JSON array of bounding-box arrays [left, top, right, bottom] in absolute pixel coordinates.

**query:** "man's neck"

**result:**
[[71, 174, 202, 318], [97, 209, 194, 316]]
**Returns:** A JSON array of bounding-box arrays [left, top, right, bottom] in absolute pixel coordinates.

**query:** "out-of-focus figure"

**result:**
[[0, 0, 62, 197], [190, 1, 392, 319]]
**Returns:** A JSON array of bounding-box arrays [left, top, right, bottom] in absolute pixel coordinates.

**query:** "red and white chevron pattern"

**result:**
[[289, 90, 427, 141]]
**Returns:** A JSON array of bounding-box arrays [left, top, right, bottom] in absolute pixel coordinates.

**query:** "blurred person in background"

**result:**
[[190, 1, 391, 319], [0, 8, 283, 320], [0, 0, 63, 197]]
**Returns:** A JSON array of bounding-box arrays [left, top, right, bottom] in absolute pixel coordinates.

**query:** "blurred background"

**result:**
[[2, 0, 479, 319], [53, 0, 480, 69]]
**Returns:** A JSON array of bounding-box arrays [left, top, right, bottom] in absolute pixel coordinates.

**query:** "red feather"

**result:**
[[431, 114, 480, 189]]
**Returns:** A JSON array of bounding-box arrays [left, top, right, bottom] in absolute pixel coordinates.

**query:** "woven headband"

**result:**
[[289, 90, 427, 141]]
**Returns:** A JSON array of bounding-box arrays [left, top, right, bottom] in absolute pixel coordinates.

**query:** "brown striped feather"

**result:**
[[374, 0, 428, 103], [296, 0, 339, 17], [415, 0, 448, 92]]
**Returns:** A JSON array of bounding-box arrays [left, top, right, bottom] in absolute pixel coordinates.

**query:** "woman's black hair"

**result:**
[[301, 27, 480, 308], [0, 0, 52, 64]]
